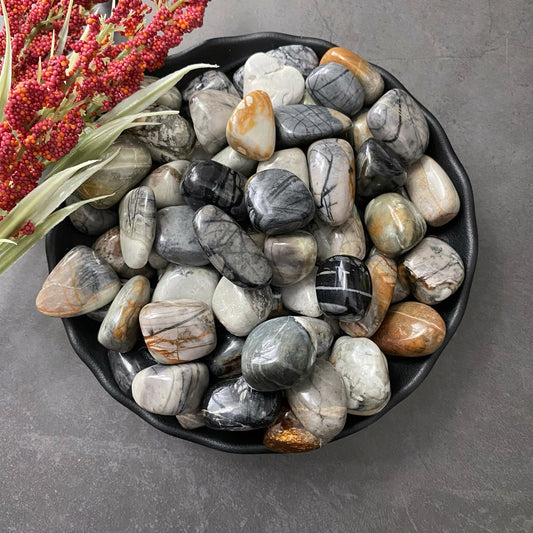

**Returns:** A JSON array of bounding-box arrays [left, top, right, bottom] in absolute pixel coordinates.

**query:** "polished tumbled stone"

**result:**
[[367, 88, 429, 164], [151, 264, 220, 307], [204, 331, 245, 379], [263, 231, 317, 287], [257, 148, 310, 187], [372, 301, 446, 357], [307, 206, 366, 262], [182, 160, 247, 219], [76, 135, 152, 209], [356, 138, 407, 198], [189, 89, 241, 154], [139, 299, 216, 364], [316, 255, 373, 321], [320, 47, 384, 105], [108, 346, 156, 396], [308, 138, 355, 226], [202, 376, 282, 431], [365, 192, 427, 257], [212, 146, 258, 177], [399, 236, 465, 305], [306, 62, 364, 117], [330, 337, 390, 416], [405, 155, 461, 227], [132, 362, 209, 415], [97, 275, 151, 352], [154, 205, 209, 266], [211, 276, 273, 337], [274, 105, 351, 148], [182, 69, 240, 101], [226, 90, 276, 161], [245, 169, 315, 235], [119, 186, 156, 269], [36, 245, 121, 318], [243, 53, 305, 107], [280, 266, 322, 318], [66, 195, 118, 236], [293, 317, 335, 358], [351, 109, 373, 150], [193, 205, 272, 289], [140, 75, 182, 109], [287, 359, 347, 445], [242, 317, 317, 391], [140, 160, 189, 209]]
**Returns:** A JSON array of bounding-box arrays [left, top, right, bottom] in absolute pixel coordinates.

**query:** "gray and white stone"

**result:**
[[140, 160, 189, 209], [267, 44, 319, 77], [256, 148, 310, 187], [280, 266, 322, 318], [232, 65, 244, 95], [182, 69, 240, 101], [140, 75, 182, 110], [212, 146, 257, 177], [108, 346, 156, 396], [293, 316, 335, 358], [204, 331, 244, 379], [66, 195, 118, 236]]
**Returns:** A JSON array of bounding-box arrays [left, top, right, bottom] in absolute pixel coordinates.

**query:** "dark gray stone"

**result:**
[[108, 347, 156, 396]]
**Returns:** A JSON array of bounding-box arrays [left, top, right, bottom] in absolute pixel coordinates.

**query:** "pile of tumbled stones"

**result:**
[[36, 44, 465, 453]]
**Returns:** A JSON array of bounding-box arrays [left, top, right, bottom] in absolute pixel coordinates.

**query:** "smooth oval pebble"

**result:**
[[330, 337, 390, 416], [139, 299, 216, 364], [202, 376, 282, 431], [97, 275, 151, 352], [308, 138, 355, 226], [280, 266, 322, 318], [119, 186, 156, 269], [351, 109, 373, 150], [245, 169, 315, 235], [211, 276, 273, 337], [182, 69, 240, 101], [132, 362, 209, 415], [108, 346, 156, 396], [287, 359, 347, 445], [66, 195, 118, 236], [204, 331, 244, 379], [140, 160, 189, 209], [36, 245, 121, 318], [405, 155, 461, 227], [193, 204, 272, 289], [242, 317, 317, 391], [212, 146, 258, 177], [399, 236, 465, 305], [371, 301, 446, 356], [257, 148, 309, 187], [364, 192, 427, 257]]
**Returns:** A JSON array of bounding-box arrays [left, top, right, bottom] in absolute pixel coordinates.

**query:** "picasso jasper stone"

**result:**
[[356, 138, 407, 198], [245, 169, 315, 235], [108, 346, 156, 396], [76, 135, 152, 209], [36, 245, 121, 318], [212, 146, 258, 177], [182, 160, 247, 220], [97, 275, 151, 352], [399, 236, 465, 304], [151, 264, 220, 307], [367, 88, 429, 164], [287, 359, 347, 445], [242, 317, 317, 391], [280, 266, 322, 318], [315, 255, 373, 321], [307, 206, 366, 262], [340, 249, 397, 338], [154, 205, 209, 266], [189, 89, 241, 154], [139, 299, 216, 364], [274, 105, 352, 148], [293, 317, 335, 358], [66, 195, 118, 236], [140, 75, 182, 109], [140, 160, 189, 209], [193, 205, 272, 289], [132, 362, 209, 415], [211, 276, 273, 337], [243, 53, 305, 107], [330, 337, 390, 416], [351, 109, 373, 150], [308, 138, 355, 226], [405, 155, 461, 226], [204, 331, 245, 379], [257, 148, 310, 187], [267, 44, 319, 77], [306, 63, 364, 117], [263, 231, 317, 287], [133, 105, 196, 163], [364, 193, 427, 257], [93, 227, 154, 279], [119, 186, 156, 269], [372, 301, 446, 356], [320, 47, 384, 105], [182, 69, 240, 101], [202, 376, 282, 431], [226, 90, 276, 161]]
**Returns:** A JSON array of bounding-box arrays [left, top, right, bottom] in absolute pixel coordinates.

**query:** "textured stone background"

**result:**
[[1, 1, 532, 531]]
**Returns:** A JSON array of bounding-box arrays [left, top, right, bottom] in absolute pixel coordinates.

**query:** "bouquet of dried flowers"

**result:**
[[0, 0, 213, 273]]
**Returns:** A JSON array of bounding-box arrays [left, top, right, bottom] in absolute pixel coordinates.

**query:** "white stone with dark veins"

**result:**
[[182, 69, 240, 101]]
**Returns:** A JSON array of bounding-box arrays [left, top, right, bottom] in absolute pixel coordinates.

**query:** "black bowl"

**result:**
[[45, 32, 478, 453]]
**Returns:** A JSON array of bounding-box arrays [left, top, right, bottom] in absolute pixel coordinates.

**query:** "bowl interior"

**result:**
[[45, 32, 478, 453]]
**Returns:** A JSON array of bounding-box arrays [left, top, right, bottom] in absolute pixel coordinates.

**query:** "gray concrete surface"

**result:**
[[1, 1, 532, 531]]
